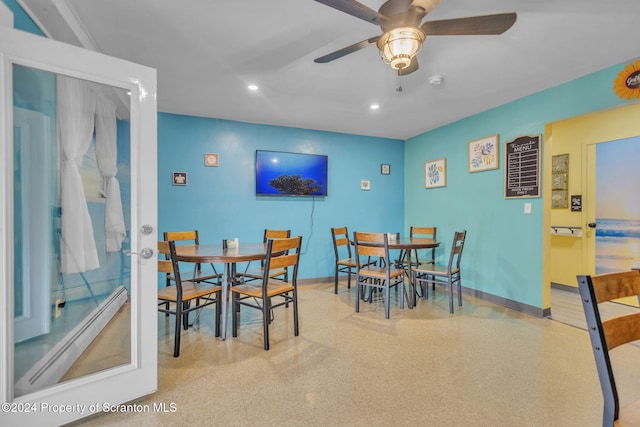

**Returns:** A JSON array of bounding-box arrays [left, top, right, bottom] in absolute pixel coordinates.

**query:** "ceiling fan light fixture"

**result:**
[[377, 27, 425, 70]]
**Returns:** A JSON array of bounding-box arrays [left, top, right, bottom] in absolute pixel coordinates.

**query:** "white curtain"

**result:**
[[95, 93, 126, 252], [57, 76, 99, 273]]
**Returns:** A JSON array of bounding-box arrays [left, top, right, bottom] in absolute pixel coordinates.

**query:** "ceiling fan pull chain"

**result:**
[[396, 74, 403, 93]]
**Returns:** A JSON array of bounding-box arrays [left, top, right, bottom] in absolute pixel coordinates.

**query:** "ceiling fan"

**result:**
[[314, 0, 517, 76]]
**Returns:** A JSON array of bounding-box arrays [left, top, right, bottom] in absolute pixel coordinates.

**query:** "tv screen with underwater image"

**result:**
[[255, 150, 328, 196]]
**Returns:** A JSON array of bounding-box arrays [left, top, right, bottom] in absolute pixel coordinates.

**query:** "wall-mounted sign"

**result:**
[[571, 195, 582, 212], [504, 135, 541, 198], [613, 59, 640, 100]]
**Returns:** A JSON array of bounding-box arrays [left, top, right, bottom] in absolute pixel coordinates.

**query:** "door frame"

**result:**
[[0, 25, 157, 425]]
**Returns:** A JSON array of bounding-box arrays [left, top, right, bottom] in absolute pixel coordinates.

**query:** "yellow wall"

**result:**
[[546, 102, 640, 288]]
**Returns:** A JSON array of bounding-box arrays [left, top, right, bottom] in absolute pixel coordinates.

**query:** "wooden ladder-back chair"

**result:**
[[412, 230, 466, 314], [577, 270, 640, 427], [353, 232, 406, 319], [157, 240, 222, 357], [163, 230, 221, 285], [331, 226, 376, 294], [396, 226, 437, 270], [239, 229, 291, 283], [231, 236, 302, 350]]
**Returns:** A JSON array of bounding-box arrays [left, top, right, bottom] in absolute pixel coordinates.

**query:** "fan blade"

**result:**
[[421, 12, 517, 36], [398, 57, 419, 76], [314, 0, 384, 26], [314, 36, 379, 63]]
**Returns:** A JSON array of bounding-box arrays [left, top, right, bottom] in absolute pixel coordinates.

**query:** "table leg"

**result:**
[[220, 262, 229, 340], [406, 250, 415, 309]]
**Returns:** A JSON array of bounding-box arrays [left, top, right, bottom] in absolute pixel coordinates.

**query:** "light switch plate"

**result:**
[[524, 202, 532, 214]]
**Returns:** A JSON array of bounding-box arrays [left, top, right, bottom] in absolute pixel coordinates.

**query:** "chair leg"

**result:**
[[268, 297, 274, 324], [334, 266, 339, 294], [263, 295, 270, 351], [173, 300, 182, 357], [292, 288, 299, 337], [215, 291, 221, 337], [347, 268, 352, 289], [232, 292, 239, 338], [385, 284, 390, 319], [457, 278, 463, 307], [448, 279, 454, 314], [182, 301, 190, 330], [355, 278, 361, 313]]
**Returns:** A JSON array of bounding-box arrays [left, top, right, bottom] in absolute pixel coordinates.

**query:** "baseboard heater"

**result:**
[[15, 286, 128, 396]]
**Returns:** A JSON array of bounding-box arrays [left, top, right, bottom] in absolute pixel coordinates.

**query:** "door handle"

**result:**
[[124, 248, 154, 259], [587, 222, 597, 229]]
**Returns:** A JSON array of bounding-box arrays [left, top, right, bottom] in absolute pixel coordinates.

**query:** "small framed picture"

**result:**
[[381, 164, 390, 175], [172, 172, 187, 186], [205, 153, 219, 167], [361, 179, 371, 190], [469, 134, 499, 173], [425, 158, 446, 189]]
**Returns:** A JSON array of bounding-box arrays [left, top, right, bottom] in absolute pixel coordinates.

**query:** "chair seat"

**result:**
[[242, 267, 287, 280], [167, 271, 221, 283], [617, 400, 640, 426], [231, 279, 294, 298], [414, 264, 459, 277], [158, 281, 221, 302], [337, 257, 357, 267], [358, 266, 405, 280]]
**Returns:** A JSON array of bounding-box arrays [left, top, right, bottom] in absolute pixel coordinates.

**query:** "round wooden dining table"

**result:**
[[356, 237, 440, 308], [174, 242, 271, 340]]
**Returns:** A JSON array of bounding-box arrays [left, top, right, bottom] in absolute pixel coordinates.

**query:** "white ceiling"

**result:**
[[18, 0, 640, 140]]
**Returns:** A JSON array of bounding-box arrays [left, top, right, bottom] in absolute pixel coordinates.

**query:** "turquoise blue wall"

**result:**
[[9, 0, 635, 308], [3, 0, 43, 35], [158, 113, 404, 279], [405, 64, 629, 310]]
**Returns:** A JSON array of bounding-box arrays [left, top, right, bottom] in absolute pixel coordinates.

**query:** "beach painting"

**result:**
[[595, 136, 640, 274]]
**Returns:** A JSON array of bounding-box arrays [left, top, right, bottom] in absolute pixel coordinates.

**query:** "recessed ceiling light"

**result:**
[[247, 84, 259, 91], [370, 104, 380, 110]]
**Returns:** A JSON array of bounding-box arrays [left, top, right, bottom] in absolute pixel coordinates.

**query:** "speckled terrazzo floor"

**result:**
[[69, 280, 640, 427]]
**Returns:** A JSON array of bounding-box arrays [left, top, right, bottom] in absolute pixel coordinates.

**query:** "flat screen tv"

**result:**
[[255, 150, 328, 196]]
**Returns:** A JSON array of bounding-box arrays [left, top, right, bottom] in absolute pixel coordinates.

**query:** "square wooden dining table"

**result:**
[[173, 242, 272, 340]]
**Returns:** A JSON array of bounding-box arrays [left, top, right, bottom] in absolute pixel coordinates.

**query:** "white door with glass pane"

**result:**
[[1, 25, 157, 425]]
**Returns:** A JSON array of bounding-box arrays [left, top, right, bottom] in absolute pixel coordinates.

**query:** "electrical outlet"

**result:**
[[55, 298, 64, 318], [524, 202, 532, 214]]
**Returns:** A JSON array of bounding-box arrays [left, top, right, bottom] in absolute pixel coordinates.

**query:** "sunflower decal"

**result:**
[[613, 60, 640, 100]]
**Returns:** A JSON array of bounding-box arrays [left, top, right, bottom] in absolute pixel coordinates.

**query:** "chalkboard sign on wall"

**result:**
[[504, 135, 541, 198]]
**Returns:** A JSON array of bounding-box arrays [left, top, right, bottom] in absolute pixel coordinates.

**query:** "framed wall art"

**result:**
[[425, 158, 446, 189], [205, 153, 219, 166], [468, 134, 499, 172], [551, 153, 569, 208], [172, 172, 187, 186], [361, 179, 371, 190], [381, 164, 390, 175]]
